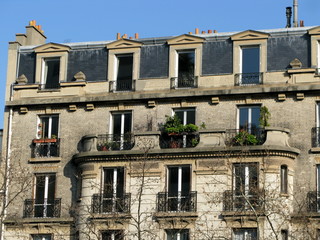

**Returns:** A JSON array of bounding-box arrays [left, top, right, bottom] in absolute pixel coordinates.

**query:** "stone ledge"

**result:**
[[29, 157, 61, 163], [4, 217, 73, 225]]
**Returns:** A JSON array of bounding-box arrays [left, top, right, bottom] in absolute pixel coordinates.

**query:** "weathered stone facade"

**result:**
[[1, 21, 320, 239]]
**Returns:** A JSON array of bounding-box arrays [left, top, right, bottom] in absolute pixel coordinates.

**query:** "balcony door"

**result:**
[[34, 174, 56, 217], [116, 54, 133, 91], [233, 228, 257, 240], [233, 163, 258, 211], [241, 46, 260, 85], [167, 165, 191, 211], [103, 168, 124, 212], [238, 106, 260, 134], [166, 229, 189, 240], [110, 112, 132, 150], [177, 50, 195, 88]]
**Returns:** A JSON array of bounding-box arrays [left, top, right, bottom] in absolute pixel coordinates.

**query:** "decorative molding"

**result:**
[[16, 74, 28, 84], [34, 42, 70, 53], [167, 34, 205, 45], [308, 26, 320, 35], [231, 30, 269, 41], [106, 38, 143, 49]]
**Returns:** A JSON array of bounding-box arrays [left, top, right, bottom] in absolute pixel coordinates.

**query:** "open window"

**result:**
[[38, 115, 59, 139], [174, 108, 196, 125], [233, 163, 259, 211], [233, 228, 258, 240], [176, 50, 195, 88], [308, 27, 320, 75], [101, 230, 124, 240], [41, 57, 60, 89], [166, 229, 189, 240], [110, 112, 132, 150], [238, 105, 260, 135], [115, 54, 134, 91], [34, 174, 57, 217]]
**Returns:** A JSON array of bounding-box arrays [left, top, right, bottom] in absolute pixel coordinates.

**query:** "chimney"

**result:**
[[208, 30, 213, 34], [300, 20, 304, 27], [134, 33, 139, 39], [201, 31, 205, 34], [116, 33, 121, 40], [214, 30, 217, 33], [188, 32, 192, 35], [293, 0, 298, 27], [195, 28, 199, 34], [16, 20, 46, 46], [286, 7, 292, 28]]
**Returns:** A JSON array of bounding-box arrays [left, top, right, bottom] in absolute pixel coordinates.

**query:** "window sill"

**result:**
[[310, 147, 320, 153], [287, 68, 316, 74], [280, 193, 289, 198], [60, 81, 86, 87], [13, 84, 39, 90], [29, 157, 61, 163]]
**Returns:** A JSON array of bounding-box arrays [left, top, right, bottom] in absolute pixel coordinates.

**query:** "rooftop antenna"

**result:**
[[293, 0, 298, 27]]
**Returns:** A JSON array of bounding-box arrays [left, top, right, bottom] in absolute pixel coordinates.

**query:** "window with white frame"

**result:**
[[233, 228, 258, 240], [115, 54, 134, 91], [34, 174, 56, 218], [110, 112, 132, 150], [233, 163, 259, 211], [280, 165, 288, 194], [167, 165, 191, 211], [176, 50, 195, 88], [41, 57, 60, 89], [32, 234, 52, 240], [173, 108, 196, 125], [101, 230, 124, 240], [102, 167, 125, 213], [240, 46, 260, 85], [166, 229, 189, 240], [238, 106, 260, 133], [38, 115, 59, 139]]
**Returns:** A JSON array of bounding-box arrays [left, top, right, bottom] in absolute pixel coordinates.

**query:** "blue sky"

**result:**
[[0, 0, 319, 128]]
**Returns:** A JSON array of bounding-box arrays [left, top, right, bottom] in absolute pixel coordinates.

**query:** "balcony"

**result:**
[[31, 139, 60, 158], [157, 191, 197, 212], [109, 79, 135, 92], [235, 72, 263, 86], [97, 134, 134, 151], [223, 190, 264, 213], [91, 193, 131, 214], [225, 128, 266, 146], [160, 133, 199, 149], [170, 76, 198, 89], [24, 198, 61, 218]]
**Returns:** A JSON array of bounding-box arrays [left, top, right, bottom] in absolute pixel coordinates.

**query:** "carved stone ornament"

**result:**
[[74, 71, 86, 81], [16, 74, 28, 84], [289, 58, 302, 69]]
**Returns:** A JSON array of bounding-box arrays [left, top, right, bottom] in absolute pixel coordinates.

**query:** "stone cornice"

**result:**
[[73, 145, 300, 165]]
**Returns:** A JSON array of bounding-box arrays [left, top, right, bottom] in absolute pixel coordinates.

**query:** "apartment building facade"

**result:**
[[1, 22, 320, 240]]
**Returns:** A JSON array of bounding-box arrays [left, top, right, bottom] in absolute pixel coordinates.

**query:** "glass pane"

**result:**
[[168, 167, 178, 196], [117, 54, 133, 81], [251, 107, 260, 131], [35, 176, 45, 204], [113, 114, 122, 135], [104, 169, 114, 196], [248, 164, 258, 194], [242, 48, 259, 74], [45, 58, 60, 88], [51, 115, 59, 137], [186, 109, 195, 125], [239, 108, 249, 130], [234, 164, 245, 195], [47, 175, 56, 203], [116, 168, 124, 197], [41, 117, 50, 138], [124, 113, 132, 134], [181, 166, 190, 195], [175, 111, 184, 124]]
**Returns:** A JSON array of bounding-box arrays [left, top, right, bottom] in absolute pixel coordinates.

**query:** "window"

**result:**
[[32, 234, 52, 240], [174, 108, 195, 125], [240, 46, 261, 85], [238, 106, 260, 134], [110, 112, 132, 150], [233, 163, 259, 211], [34, 174, 56, 217], [167, 165, 191, 211], [115, 54, 134, 91], [176, 50, 195, 88], [102, 168, 125, 212], [233, 228, 258, 240], [41, 57, 60, 89], [166, 229, 189, 240], [280, 165, 288, 194], [38, 115, 59, 139], [101, 230, 124, 240], [281, 230, 288, 240]]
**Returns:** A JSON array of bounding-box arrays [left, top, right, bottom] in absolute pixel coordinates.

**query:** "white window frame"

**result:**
[[109, 112, 132, 150], [41, 57, 61, 86], [237, 105, 261, 133], [239, 45, 261, 85], [173, 108, 196, 125], [233, 228, 258, 240], [37, 115, 59, 139], [166, 229, 189, 240]]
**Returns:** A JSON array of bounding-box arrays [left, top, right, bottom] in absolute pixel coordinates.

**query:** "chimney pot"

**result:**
[[117, 33, 121, 40], [201, 31, 205, 34], [188, 32, 192, 34], [300, 20, 304, 27], [214, 30, 217, 33], [135, 33, 139, 39], [123, 34, 128, 39], [208, 30, 212, 33], [129, 36, 133, 40], [195, 28, 199, 34]]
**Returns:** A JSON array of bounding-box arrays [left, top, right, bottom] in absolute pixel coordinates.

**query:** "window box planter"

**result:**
[[33, 138, 58, 143]]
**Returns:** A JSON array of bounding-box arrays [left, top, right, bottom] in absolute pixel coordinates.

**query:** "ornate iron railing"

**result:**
[[31, 139, 60, 158], [223, 190, 264, 212], [160, 133, 199, 149], [235, 72, 263, 86], [312, 127, 320, 148], [157, 191, 197, 212], [97, 134, 134, 151], [170, 76, 198, 89], [109, 79, 135, 92], [307, 191, 320, 212], [24, 198, 61, 218], [225, 128, 265, 146], [92, 193, 131, 214]]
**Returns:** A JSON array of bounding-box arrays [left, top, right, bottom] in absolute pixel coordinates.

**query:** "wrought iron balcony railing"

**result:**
[[160, 133, 199, 149], [24, 198, 61, 218], [157, 191, 197, 212], [307, 191, 320, 212], [225, 128, 266, 146], [235, 72, 263, 86], [92, 193, 131, 214], [31, 139, 60, 158], [223, 190, 264, 212], [170, 76, 198, 89], [311, 127, 320, 148], [109, 79, 136, 92], [97, 134, 134, 151]]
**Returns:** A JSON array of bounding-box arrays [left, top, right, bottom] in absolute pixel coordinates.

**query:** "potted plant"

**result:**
[[233, 130, 258, 146]]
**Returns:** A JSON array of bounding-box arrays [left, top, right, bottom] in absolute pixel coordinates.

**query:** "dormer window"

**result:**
[[177, 50, 195, 88], [241, 46, 260, 85], [42, 57, 60, 89], [308, 27, 320, 75], [115, 54, 134, 91]]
